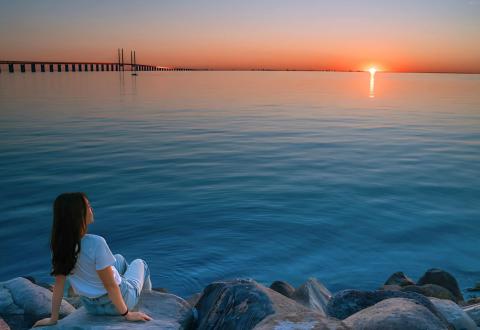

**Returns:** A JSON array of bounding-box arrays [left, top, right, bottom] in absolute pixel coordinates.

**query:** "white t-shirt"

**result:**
[[68, 234, 122, 298]]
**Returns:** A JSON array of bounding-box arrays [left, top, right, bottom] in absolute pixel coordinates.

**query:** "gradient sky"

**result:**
[[1, 0, 479, 72]]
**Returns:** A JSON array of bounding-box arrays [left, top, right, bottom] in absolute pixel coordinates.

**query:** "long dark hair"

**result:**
[[50, 192, 88, 276]]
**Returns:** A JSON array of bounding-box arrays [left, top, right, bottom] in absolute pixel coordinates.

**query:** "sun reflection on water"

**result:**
[[369, 69, 376, 98]]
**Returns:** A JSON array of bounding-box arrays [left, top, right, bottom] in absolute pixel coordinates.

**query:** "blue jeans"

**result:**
[[80, 254, 152, 315]]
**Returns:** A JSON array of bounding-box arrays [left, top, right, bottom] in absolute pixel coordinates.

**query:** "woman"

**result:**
[[34, 192, 152, 327]]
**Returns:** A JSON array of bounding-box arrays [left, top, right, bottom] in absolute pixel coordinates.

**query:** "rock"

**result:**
[[418, 269, 464, 302], [463, 303, 480, 326], [35, 291, 194, 329], [254, 310, 348, 330], [429, 297, 477, 330], [291, 278, 332, 315], [462, 297, 480, 307], [467, 282, 480, 292], [384, 271, 416, 287], [344, 298, 449, 330], [194, 279, 311, 330], [186, 292, 202, 308], [325, 289, 449, 326], [0, 277, 75, 330], [380, 284, 402, 292], [63, 296, 82, 309], [270, 281, 295, 299], [36, 282, 54, 292], [21, 276, 36, 284], [0, 317, 11, 330], [401, 284, 457, 302]]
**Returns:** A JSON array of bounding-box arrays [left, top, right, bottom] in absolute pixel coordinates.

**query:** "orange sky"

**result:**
[[1, 1, 479, 73]]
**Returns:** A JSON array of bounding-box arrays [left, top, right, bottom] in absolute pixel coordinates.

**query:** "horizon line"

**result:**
[[1, 60, 479, 75]]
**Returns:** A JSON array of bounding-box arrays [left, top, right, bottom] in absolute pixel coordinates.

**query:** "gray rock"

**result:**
[[462, 303, 480, 326], [418, 269, 464, 302], [291, 278, 332, 315], [380, 284, 401, 292], [20, 276, 53, 292], [20, 276, 37, 284], [384, 271, 416, 287], [325, 289, 450, 326], [0, 277, 75, 330], [254, 311, 348, 330], [402, 284, 457, 302], [270, 281, 295, 299], [462, 298, 480, 307], [63, 296, 82, 309], [344, 298, 448, 330], [429, 297, 477, 330], [152, 287, 169, 293], [186, 292, 202, 308], [194, 279, 311, 330], [35, 291, 194, 330]]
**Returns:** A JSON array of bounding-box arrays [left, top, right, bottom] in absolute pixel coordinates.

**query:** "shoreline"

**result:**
[[1, 268, 480, 329]]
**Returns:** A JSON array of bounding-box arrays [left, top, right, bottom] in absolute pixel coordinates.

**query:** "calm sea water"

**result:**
[[0, 71, 479, 298]]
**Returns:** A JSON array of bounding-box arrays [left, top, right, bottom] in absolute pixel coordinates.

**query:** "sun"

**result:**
[[368, 67, 377, 75]]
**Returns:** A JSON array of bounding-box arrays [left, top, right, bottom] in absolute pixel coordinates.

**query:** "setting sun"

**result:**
[[369, 67, 377, 75]]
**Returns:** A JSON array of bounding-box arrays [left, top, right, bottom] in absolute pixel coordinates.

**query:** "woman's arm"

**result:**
[[51, 275, 66, 321], [33, 275, 66, 327], [97, 266, 152, 321]]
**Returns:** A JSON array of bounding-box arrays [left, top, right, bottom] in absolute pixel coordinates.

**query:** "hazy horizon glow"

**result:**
[[1, 0, 480, 73]]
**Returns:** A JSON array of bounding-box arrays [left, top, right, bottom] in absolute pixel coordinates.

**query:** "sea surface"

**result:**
[[0, 71, 479, 298]]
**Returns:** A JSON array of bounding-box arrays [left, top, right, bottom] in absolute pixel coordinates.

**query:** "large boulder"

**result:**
[[325, 289, 449, 326], [401, 284, 457, 302], [344, 298, 448, 330], [462, 303, 480, 326], [194, 279, 311, 330], [269, 281, 295, 299], [429, 297, 477, 330], [384, 271, 416, 287], [291, 278, 332, 315], [35, 291, 194, 330], [0, 277, 75, 330], [254, 310, 348, 330], [418, 269, 464, 302]]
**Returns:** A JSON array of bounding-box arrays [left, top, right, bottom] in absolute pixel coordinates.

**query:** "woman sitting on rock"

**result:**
[[34, 192, 153, 327]]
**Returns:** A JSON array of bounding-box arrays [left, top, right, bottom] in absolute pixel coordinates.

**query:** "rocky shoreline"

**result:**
[[1, 268, 480, 329]]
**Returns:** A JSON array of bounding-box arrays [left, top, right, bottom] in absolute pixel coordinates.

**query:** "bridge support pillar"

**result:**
[[72, 64, 76, 72], [31, 63, 36, 72], [9, 64, 14, 73], [101, 64, 104, 71], [20, 64, 26, 72], [41, 64, 45, 72], [65, 64, 69, 72], [49, 64, 54, 72], [84, 64, 88, 71], [57, 64, 62, 72], [78, 64, 82, 72]]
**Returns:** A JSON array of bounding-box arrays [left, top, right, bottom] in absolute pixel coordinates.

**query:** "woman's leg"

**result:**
[[123, 259, 152, 296], [113, 254, 128, 275]]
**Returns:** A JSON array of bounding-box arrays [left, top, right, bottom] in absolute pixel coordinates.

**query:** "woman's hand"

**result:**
[[32, 317, 58, 327], [125, 311, 153, 321]]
